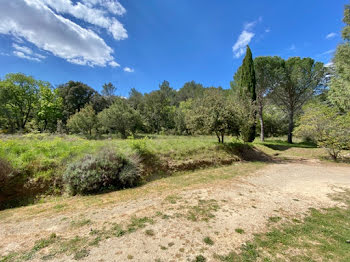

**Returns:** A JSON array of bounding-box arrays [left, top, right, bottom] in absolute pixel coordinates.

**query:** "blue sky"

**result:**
[[0, 0, 347, 96]]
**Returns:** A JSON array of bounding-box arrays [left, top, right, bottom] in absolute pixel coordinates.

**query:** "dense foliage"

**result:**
[[295, 102, 350, 160], [328, 4, 350, 112]]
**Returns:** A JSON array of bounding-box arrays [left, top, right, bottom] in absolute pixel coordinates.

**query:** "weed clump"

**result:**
[[203, 236, 214, 245]]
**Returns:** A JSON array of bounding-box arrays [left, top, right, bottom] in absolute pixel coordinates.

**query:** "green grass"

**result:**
[[194, 255, 207, 262], [127, 216, 154, 233], [268, 216, 281, 223], [235, 228, 245, 234], [70, 218, 92, 228], [203, 236, 214, 245], [0, 134, 242, 209], [217, 190, 350, 262], [185, 199, 220, 222], [0, 134, 221, 173]]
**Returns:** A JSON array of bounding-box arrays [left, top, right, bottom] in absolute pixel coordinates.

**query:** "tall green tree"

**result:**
[[254, 56, 284, 141], [36, 84, 63, 132], [186, 89, 238, 143], [143, 81, 176, 133], [0, 73, 40, 131], [232, 46, 257, 142], [328, 4, 350, 112], [57, 81, 97, 122], [269, 57, 325, 143], [67, 105, 98, 137], [98, 98, 142, 138], [174, 99, 193, 135], [128, 88, 145, 112], [176, 81, 205, 103], [101, 82, 116, 97]]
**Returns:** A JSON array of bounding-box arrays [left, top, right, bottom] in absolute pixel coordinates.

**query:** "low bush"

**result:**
[[119, 154, 143, 188], [63, 148, 142, 195], [128, 137, 153, 157]]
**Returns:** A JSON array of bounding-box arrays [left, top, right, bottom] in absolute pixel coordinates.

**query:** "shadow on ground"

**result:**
[[262, 140, 317, 151]]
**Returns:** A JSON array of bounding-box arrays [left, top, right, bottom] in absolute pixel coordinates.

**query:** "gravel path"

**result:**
[[1, 160, 349, 261]]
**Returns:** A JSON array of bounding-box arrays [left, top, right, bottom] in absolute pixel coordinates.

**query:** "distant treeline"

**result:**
[[0, 53, 325, 144], [1, 2, 350, 152]]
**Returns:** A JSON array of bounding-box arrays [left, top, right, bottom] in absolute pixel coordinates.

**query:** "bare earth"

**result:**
[[1, 160, 350, 261]]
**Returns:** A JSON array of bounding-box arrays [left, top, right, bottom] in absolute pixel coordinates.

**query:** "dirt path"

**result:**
[[1, 160, 350, 261]]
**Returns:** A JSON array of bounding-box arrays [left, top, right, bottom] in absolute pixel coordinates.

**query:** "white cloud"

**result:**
[[44, 0, 127, 40], [0, 0, 121, 67], [109, 61, 120, 67], [13, 51, 41, 62], [13, 43, 32, 55], [232, 31, 255, 58], [82, 0, 126, 15], [12, 43, 46, 60], [326, 32, 337, 39], [265, 28, 271, 33], [232, 18, 262, 58], [123, 67, 134, 73]]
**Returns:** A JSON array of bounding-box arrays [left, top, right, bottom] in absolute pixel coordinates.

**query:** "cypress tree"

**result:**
[[239, 45, 257, 142], [240, 45, 257, 101]]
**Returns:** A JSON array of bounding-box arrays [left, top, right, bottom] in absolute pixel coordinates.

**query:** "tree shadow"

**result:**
[[220, 142, 273, 162], [262, 139, 317, 151]]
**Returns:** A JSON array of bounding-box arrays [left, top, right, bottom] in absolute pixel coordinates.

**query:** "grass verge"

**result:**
[[215, 190, 350, 262]]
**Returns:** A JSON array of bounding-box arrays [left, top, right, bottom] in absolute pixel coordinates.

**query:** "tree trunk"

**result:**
[[221, 132, 224, 144], [288, 111, 294, 144], [216, 132, 221, 143], [259, 104, 264, 142]]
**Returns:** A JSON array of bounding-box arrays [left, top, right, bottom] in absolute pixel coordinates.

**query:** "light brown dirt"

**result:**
[[0, 160, 349, 261]]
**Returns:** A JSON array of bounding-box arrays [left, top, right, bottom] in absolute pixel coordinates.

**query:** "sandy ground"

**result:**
[[0, 160, 349, 261]]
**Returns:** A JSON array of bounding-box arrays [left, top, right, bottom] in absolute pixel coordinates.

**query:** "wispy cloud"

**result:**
[[232, 31, 255, 58], [124, 67, 134, 73], [12, 43, 46, 61], [0, 0, 127, 67], [13, 51, 41, 62], [326, 32, 337, 39], [232, 17, 262, 58], [289, 44, 296, 51], [316, 49, 335, 57]]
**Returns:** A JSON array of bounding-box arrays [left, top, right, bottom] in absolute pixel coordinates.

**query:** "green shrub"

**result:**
[[128, 137, 153, 156], [63, 148, 142, 195], [295, 102, 350, 160], [119, 154, 143, 187]]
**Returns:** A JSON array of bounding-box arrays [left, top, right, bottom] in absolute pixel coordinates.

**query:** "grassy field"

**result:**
[[0, 134, 222, 179], [1, 133, 347, 210], [0, 134, 329, 177], [0, 135, 349, 261]]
